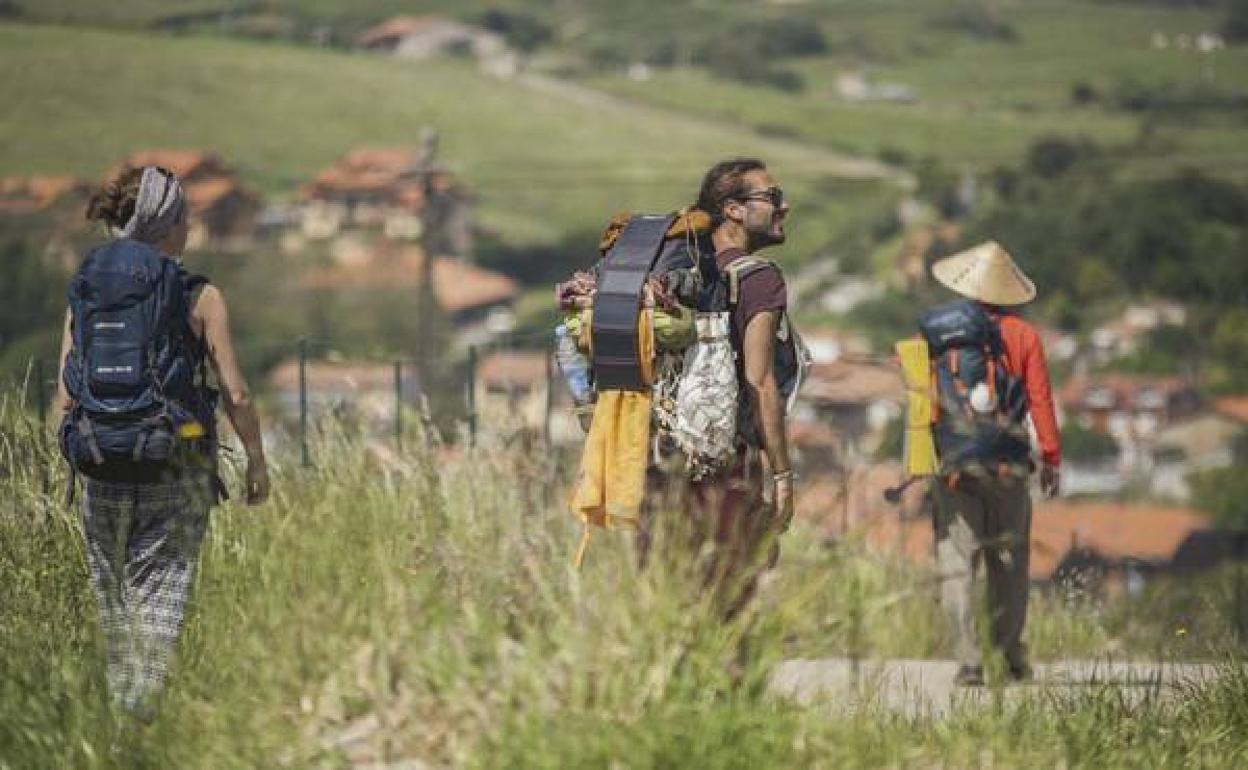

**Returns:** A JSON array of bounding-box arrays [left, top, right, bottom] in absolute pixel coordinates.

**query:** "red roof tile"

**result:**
[[0, 174, 85, 211], [184, 178, 255, 212], [114, 149, 228, 181], [301, 245, 518, 314], [802, 360, 903, 405], [1214, 396, 1248, 424], [357, 15, 451, 48], [848, 496, 1208, 579], [478, 351, 548, 388]]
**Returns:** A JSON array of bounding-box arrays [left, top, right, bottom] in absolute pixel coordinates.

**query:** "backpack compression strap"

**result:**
[[591, 214, 675, 391]]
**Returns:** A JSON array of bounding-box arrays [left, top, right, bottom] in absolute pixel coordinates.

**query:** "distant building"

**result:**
[[799, 359, 903, 461], [798, 327, 872, 364], [1060, 373, 1200, 439], [266, 357, 422, 429], [474, 350, 550, 442], [0, 174, 88, 214], [1089, 300, 1186, 363], [1150, 412, 1239, 500], [1212, 395, 1248, 426], [299, 147, 473, 255], [356, 15, 518, 77], [300, 240, 518, 345], [840, 496, 1223, 591], [835, 71, 918, 103], [819, 277, 885, 315], [111, 149, 260, 247]]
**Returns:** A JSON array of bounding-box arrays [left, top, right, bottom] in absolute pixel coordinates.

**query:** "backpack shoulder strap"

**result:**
[[723, 256, 779, 307]]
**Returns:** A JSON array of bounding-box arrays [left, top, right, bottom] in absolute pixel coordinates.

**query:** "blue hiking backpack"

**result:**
[[918, 299, 1031, 478], [59, 239, 218, 482]]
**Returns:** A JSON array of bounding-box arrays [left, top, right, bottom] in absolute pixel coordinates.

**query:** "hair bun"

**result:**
[[86, 167, 143, 228]]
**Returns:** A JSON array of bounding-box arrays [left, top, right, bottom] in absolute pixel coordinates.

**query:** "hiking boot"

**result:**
[[954, 665, 984, 687]]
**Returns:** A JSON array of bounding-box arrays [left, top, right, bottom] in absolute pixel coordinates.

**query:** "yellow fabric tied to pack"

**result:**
[[895, 338, 937, 477], [570, 309, 656, 567]]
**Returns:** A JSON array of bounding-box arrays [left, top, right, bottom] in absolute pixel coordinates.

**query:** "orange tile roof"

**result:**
[[341, 147, 422, 172], [267, 358, 401, 393], [478, 351, 548, 388], [434, 257, 519, 314], [300, 245, 518, 314], [1029, 501, 1210, 579], [802, 360, 903, 405], [1214, 396, 1248, 424], [357, 15, 449, 47], [184, 178, 254, 212], [0, 174, 84, 210], [1059, 373, 1191, 411], [810, 472, 1211, 581], [790, 419, 840, 449], [115, 149, 226, 180]]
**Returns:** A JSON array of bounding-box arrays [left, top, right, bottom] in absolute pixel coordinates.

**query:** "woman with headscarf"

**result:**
[[54, 165, 269, 719]]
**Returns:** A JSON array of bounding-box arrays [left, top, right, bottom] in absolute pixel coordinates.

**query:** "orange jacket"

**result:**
[[990, 309, 1061, 467]]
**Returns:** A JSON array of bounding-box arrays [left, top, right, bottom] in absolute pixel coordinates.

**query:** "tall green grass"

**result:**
[[2, 387, 1246, 768]]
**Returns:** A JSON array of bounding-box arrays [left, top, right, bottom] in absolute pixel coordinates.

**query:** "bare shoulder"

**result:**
[[191, 283, 226, 318]]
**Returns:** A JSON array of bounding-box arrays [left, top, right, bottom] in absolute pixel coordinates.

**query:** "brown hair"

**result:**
[[695, 157, 767, 225], [85, 166, 144, 229]]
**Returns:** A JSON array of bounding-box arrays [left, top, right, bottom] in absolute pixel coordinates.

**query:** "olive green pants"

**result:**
[[933, 474, 1032, 669]]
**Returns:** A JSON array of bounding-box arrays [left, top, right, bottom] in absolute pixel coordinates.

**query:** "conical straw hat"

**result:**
[[931, 241, 1036, 306]]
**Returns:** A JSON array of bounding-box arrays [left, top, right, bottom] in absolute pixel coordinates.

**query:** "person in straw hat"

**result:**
[[928, 240, 1061, 686]]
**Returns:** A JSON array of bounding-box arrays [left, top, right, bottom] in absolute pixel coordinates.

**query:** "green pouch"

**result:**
[[653, 304, 695, 351]]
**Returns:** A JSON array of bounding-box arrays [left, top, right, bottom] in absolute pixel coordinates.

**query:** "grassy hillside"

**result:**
[[0, 23, 895, 255], [590, 1, 1248, 179]]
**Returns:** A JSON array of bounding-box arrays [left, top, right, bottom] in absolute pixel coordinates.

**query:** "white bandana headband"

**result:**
[[117, 166, 188, 244]]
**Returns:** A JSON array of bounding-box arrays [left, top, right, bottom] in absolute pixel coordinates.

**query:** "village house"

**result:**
[[1149, 411, 1240, 500], [0, 174, 88, 214], [266, 357, 422, 430], [356, 15, 518, 78], [111, 150, 260, 248], [798, 359, 904, 463], [1061, 373, 1199, 440], [300, 240, 519, 346], [799, 327, 873, 365], [473, 350, 554, 444], [298, 147, 474, 256], [827, 495, 1222, 594], [1089, 300, 1187, 363]]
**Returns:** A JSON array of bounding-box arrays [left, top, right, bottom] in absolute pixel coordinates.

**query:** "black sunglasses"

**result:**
[[736, 186, 785, 208]]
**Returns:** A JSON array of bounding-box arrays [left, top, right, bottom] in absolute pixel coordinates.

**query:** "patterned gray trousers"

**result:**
[[82, 475, 210, 712]]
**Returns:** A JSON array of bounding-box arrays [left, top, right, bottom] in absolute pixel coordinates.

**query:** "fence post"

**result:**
[[543, 345, 553, 447], [35, 357, 48, 431], [394, 360, 404, 453], [1235, 533, 1248, 642], [466, 345, 477, 447], [298, 338, 310, 468], [35, 357, 49, 494]]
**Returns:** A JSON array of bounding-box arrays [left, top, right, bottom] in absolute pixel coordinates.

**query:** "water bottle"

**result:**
[[554, 323, 593, 406]]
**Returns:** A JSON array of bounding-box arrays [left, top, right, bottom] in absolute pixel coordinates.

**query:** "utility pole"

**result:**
[[413, 127, 441, 390]]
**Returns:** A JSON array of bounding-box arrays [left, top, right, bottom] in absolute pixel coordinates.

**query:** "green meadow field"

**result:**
[[0, 23, 896, 258], [591, 1, 1248, 179]]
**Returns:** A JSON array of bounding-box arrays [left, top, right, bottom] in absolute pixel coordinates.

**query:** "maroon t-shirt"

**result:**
[[715, 247, 787, 343]]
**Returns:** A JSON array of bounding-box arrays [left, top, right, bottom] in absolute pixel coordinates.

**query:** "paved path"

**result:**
[[770, 658, 1225, 718]]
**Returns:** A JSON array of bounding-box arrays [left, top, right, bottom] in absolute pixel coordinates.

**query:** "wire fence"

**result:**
[[6, 328, 573, 468]]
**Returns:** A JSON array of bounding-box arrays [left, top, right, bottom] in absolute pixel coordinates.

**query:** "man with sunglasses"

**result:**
[[686, 157, 795, 616]]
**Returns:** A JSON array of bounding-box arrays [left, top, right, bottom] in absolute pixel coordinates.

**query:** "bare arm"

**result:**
[[742, 310, 791, 476], [194, 284, 268, 502], [53, 309, 73, 420]]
